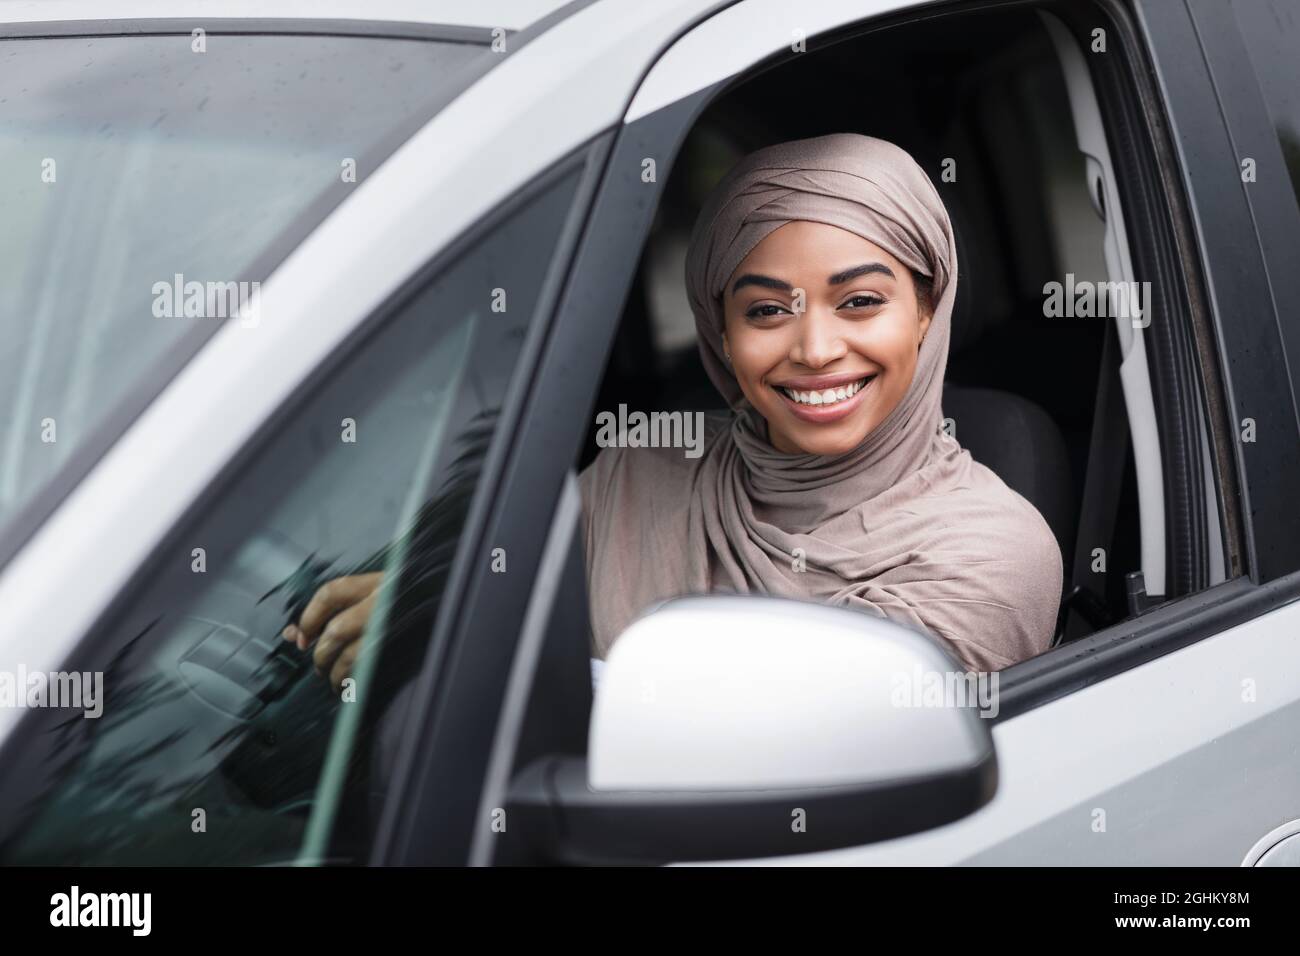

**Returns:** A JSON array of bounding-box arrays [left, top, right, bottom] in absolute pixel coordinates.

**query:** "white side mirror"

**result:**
[[591, 595, 996, 791], [507, 596, 998, 864]]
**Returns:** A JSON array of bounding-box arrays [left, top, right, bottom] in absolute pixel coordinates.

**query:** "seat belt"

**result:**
[[1057, 322, 1129, 644]]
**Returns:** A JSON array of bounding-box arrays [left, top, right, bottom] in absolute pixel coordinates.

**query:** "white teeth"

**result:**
[[780, 377, 870, 406]]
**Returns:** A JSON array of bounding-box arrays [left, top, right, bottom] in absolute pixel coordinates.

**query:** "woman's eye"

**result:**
[[745, 303, 789, 320], [842, 294, 886, 309]]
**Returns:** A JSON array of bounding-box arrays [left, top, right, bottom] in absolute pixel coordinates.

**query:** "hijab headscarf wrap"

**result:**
[[579, 133, 1062, 671]]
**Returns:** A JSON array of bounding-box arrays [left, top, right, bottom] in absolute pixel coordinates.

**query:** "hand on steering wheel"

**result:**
[[281, 572, 383, 694]]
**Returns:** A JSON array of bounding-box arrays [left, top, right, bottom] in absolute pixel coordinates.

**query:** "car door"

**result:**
[[465, 0, 1300, 866]]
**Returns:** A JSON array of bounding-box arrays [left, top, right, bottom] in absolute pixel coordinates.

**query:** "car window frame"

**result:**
[[459, 0, 1300, 774], [1171, 0, 1300, 578], [364, 140, 612, 865]]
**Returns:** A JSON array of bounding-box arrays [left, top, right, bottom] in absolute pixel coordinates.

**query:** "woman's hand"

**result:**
[[281, 572, 384, 694]]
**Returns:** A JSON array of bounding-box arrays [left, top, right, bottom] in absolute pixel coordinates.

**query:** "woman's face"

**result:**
[[722, 221, 932, 456]]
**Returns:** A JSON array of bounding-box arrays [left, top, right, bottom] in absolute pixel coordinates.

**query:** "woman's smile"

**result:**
[[771, 371, 877, 424]]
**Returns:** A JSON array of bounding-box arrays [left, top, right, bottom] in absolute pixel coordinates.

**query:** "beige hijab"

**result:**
[[579, 133, 1062, 671]]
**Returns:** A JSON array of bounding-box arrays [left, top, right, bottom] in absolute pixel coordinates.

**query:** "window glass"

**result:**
[[0, 32, 487, 547], [0, 169, 581, 865]]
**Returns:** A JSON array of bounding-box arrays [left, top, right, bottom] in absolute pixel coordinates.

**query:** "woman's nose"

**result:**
[[789, 310, 848, 369]]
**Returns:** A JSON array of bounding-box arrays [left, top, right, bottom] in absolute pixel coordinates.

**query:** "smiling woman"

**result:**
[[721, 222, 932, 456], [579, 133, 1064, 672]]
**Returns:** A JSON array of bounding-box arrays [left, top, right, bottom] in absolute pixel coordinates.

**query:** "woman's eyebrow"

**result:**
[[730, 273, 793, 295], [828, 262, 895, 285]]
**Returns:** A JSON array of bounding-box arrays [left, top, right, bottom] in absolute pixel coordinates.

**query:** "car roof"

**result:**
[[0, 0, 580, 32]]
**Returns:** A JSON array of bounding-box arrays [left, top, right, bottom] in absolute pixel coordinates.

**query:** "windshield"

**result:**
[[0, 30, 487, 553]]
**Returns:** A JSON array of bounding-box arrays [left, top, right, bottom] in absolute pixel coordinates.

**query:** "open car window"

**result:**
[[566, 0, 1250, 704]]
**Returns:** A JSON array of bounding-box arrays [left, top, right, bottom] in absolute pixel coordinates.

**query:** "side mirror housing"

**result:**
[[508, 596, 998, 864]]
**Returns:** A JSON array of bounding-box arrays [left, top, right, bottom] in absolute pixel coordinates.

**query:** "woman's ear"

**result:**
[[911, 269, 935, 346], [918, 308, 933, 346]]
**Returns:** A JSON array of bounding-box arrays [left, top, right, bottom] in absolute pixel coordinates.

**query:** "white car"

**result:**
[[0, 0, 1298, 867]]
